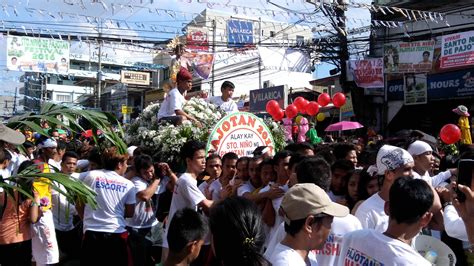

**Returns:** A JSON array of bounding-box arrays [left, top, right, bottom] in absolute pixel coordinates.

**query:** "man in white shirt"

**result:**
[[208, 81, 239, 113], [208, 152, 237, 201], [338, 177, 433, 266], [157, 67, 200, 126], [269, 183, 349, 266], [355, 145, 414, 232], [407, 140, 456, 187]]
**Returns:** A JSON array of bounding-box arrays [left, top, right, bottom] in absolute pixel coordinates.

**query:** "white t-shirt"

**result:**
[[157, 88, 186, 119], [265, 215, 362, 266], [162, 173, 206, 248], [413, 170, 451, 188], [443, 205, 468, 242], [52, 173, 79, 232], [354, 192, 388, 233], [208, 178, 224, 201], [313, 215, 362, 265], [269, 243, 310, 266], [48, 159, 62, 172], [126, 176, 159, 229], [337, 229, 431, 266], [259, 183, 289, 248], [208, 96, 238, 113], [237, 181, 255, 196], [80, 170, 136, 233]]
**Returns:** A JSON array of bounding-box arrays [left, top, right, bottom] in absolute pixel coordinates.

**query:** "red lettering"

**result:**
[[331, 243, 340, 255], [262, 131, 268, 139], [230, 115, 238, 127], [247, 117, 256, 128], [222, 121, 230, 132], [238, 115, 246, 126], [211, 127, 224, 148], [257, 125, 263, 134]]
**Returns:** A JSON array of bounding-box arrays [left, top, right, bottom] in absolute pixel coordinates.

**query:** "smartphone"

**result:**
[[456, 159, 474, 202]]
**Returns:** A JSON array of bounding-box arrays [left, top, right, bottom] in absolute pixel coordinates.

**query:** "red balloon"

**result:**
[[440, 124, 461, 145], [285, 104, 298, 119], [266, 100, 280, 115], [333, 92, 346, 108], [305, 101, 320, 116], [272, 109, 284, 121], [318, 93, 331, 107], [293, 97, 309, 112]]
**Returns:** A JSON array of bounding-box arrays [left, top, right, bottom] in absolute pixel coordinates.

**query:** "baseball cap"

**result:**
[[376, 145, 414, 175], [280, 183, 349, 224], [407, 140, 433, 156], [0, 124, 25, 145], [176, 67, 193, 81]]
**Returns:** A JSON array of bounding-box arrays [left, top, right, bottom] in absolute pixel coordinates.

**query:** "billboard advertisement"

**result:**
[[348, 58, 384, 88], [441, 30, 474, 69], [227, 19, 253, 48], [384, 40, 435, 73], [7, 36, 70, 74], [186, 26, 209, 52]]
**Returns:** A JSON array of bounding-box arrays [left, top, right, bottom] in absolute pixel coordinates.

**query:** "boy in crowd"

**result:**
[[163, 208, 208, 266], [52, 151, 81, 263], [355, 145, 414, 232], [337, 177, 433, 265], [208, 81, 239, 113], [269, 183, 349, 266], [328, 160, 354, 202], [208, 152, 237, 201], [198, 154, 221, 198], [161, 140, 214, 262]]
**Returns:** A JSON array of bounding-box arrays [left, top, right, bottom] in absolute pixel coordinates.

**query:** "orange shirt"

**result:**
[[0, 193, 32, 244]]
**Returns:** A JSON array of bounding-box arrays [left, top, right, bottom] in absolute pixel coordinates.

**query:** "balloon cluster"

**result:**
[[265, 93, 347, 122]]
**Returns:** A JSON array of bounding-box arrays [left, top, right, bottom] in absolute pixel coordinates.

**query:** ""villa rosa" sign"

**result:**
[[206, 112, 275, 157]]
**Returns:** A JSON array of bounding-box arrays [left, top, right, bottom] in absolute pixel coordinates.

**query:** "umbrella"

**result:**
[[325, 121, 364, 132]]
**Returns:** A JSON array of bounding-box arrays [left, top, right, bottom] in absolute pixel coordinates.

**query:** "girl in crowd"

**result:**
[[209, 197, 270, 266], [351, 167, 380, 215], [337, 169, 362, 212]]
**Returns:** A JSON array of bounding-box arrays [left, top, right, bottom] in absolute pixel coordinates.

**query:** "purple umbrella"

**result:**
[[325, 121, 364, 132]]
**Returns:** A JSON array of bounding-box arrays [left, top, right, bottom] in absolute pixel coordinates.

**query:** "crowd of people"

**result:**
[[2, 115, 474, 266]]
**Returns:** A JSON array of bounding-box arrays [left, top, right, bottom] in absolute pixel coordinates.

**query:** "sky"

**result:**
[[0, 0, 372, 95]]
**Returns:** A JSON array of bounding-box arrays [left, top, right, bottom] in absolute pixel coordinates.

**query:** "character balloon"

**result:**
[[297, 117, 309, 143]]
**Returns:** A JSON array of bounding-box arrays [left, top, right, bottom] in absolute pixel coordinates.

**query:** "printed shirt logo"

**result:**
[[381, 149, 407, 171], [313, 233, 342, 257], [344, 247, 384, 266], [95, 177, 128, 192]]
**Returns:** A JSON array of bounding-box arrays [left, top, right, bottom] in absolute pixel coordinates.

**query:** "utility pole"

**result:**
[[13, 86, 17, 115], [211, 19, 216, 97], [96, 20, 103, 109], [336, 0, 349, 94], [258, 17, 262, 90]]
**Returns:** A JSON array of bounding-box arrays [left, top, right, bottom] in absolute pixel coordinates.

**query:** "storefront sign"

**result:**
[[441, 30, 474, 69], [121, 70, 150, 85], [249, 85, 288, 112], [206, 112, 275, 157], [227, 20, 253, 48], [404, 73, 427, 105], [348, 58, 384, 88], [387, 68, 474, 101], [6, 36, 70, 74], [384, 40, 435, 73], [186, 26, 209, 52]]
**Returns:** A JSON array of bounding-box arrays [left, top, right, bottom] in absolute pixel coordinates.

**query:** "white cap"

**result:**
[[407, 140, 433, 156], [376, 145, 414, 175], [127, 146, 138, 157]]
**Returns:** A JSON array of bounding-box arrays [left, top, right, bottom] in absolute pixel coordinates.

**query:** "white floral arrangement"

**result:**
[[125, 98, 225, 164], [263, 118, 286, 153]]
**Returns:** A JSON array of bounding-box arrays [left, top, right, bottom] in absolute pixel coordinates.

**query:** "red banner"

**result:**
[[186, 26, 209, 52], [349, 58, 384, 88]]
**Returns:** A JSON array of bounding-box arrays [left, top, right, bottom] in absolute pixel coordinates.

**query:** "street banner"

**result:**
[[348, 58, 384, 88], [181, 52, 215, 79], [249, 85, 288, 112], [6, 36, 70, 74], [206, 112, 275, 157], [441, 30, 474, 69], [404, 73, 428, 105], [186, 26, 209, 52], [227, 19, 253, 48], [384, 40, 435, 73]]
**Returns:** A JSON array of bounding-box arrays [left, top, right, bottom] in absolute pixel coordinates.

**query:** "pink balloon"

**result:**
[[285, 104, 298, 119], [440, 124, 461, 145], [332, 92, 346, 108], [318, 93, 331, 107], [305, 101, 320, 116]]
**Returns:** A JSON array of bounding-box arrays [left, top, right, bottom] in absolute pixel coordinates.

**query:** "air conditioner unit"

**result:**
[[263, 80, 274, 88]]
